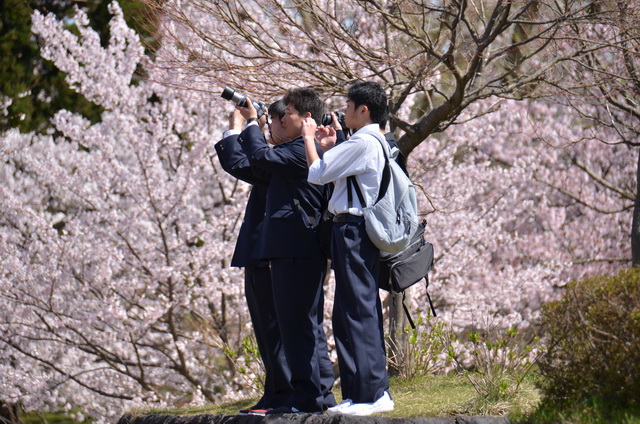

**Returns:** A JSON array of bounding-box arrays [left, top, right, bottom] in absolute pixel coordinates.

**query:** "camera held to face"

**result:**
[[221, 86, 267, 118], [321, 111, 347, 130]]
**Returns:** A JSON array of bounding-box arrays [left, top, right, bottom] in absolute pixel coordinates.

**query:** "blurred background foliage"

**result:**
[[0, 0, 155, 133]]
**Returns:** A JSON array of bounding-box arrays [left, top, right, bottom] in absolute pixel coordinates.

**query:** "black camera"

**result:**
[[321, 111, 347, 129], [221, 86, 266, 118]]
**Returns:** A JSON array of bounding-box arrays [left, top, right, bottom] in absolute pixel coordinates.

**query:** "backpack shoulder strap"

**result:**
[[370, 132, 391, 202], [346, 132, 391, 207], [347, 175, 365, 208]]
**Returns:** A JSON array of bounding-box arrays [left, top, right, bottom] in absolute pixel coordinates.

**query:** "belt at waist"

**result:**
[[333, 213, 365, 223]]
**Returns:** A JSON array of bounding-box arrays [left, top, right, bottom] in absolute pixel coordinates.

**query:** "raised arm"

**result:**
[[215, 110, 270, 185], [302, 117, 320, 168]]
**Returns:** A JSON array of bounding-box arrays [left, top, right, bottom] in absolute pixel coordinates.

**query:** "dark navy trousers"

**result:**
[[332, 221, 389, 403], [270, 256, 336, 413], [244, 265, 292, 408]]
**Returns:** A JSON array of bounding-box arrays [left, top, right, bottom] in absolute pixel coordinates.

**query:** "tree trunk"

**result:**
[[0, 401, 22, 424], [387, 291, 409, 377], [633, 148, 640, 267]]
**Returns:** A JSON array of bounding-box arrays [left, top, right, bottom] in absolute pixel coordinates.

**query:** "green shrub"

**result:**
[[539, 266, 640, 411], [386, 313, 447, 380], [446, 326, 543, 407]]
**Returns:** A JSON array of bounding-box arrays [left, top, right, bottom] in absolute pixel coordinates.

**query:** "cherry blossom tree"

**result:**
[[0, 0, 635, 421], [540, 1, 640, 264], [146, 0, 608, 151], [144, 0, 636, 265], [146, 0, 634, 326], [408, 97, 632, 333], [1, 3, 260, 421]]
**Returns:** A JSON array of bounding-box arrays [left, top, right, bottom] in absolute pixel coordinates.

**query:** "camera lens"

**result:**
[[220, 86, 248, 107], [221, 86, 235, 101]]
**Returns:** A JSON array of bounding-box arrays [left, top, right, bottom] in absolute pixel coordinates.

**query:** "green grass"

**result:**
[[24, 372, 640, 423], [128, 373, 541, 419], [21, 410, 93, 424], [385, 374, 478, 417], [127, 399, 256, 418]]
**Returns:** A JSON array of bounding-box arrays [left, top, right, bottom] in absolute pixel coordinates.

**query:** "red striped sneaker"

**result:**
[[238, 407, 269, 416]]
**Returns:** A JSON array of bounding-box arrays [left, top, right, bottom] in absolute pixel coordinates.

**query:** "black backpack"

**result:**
[[378, 219, 435, 328]]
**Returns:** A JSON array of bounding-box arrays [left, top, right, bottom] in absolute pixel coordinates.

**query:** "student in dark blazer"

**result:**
[[214, 105, 291, 415], [236, 88, 336, 415]]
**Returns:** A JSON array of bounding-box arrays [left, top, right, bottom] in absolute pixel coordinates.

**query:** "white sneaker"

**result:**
[[326, 399, 352, 415], [332, 391, 394, 416]]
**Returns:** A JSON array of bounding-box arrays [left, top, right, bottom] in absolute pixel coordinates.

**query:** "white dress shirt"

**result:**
[[308, 124, 386, 215], [222, 128, 241, 139]]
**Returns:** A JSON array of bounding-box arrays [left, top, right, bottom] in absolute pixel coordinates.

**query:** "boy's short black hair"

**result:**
[[269, 99, 286, 120], [283, 87, 324, 123], [348, 81, 388, 124]]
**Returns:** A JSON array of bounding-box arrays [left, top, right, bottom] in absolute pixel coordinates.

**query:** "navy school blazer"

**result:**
[[239, 124, 328, 259], [215, 134, 270, 267]]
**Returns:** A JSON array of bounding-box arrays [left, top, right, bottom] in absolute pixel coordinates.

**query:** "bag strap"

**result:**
[[394, 276, 437, 330], [347, 175, 365, 209], [346, 133, 391, 208], [287, 180, 317, 228], [401, 291, 416, 330], [374, 136, 392, 202], [286, 178, 333, 229], [426, 289, 437, 318]]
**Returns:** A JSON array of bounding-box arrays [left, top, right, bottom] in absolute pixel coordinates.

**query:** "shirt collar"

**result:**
[[354, 123, 381, 135]]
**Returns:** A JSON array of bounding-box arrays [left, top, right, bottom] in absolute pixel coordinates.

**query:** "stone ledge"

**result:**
[[117, 413, 510, 424]]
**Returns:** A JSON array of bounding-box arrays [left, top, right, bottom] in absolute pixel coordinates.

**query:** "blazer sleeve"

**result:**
[[215, 134, 271, 185], [239, 125, 309, 179]]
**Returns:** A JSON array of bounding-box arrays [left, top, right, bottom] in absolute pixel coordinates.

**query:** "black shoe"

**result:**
[[266, 406, 321, 415]]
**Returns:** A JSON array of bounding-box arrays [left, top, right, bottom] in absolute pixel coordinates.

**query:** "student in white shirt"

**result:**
[[302, 81, 395, 416]]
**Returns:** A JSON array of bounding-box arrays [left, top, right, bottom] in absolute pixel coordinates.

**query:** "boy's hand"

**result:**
[[316, 126, 337, 152], [302, 117, 318, 142], [228, 109, 244, 131], [236, 96, 258, 120]]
